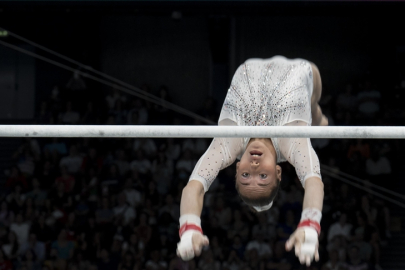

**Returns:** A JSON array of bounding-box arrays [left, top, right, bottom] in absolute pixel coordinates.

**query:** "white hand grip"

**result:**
[[177, 230, 197, 261]]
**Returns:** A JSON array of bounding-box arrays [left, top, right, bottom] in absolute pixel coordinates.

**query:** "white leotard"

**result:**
[[190, 56, 321, 192]]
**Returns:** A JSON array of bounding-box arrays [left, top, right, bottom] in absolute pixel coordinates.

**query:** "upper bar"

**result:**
[[0, 125, 403, 138]]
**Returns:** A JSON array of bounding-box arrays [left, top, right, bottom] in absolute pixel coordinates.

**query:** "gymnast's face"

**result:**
[[236, 138, 281, 200]]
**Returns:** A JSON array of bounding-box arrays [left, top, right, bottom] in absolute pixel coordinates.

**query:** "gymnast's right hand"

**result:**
[[177, 231, 209, 261]]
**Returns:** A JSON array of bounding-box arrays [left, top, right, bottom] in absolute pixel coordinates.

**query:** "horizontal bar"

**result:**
[[0, 125, 404, 138]]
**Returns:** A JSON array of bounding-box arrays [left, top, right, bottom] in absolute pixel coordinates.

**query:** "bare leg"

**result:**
[[310, 63, 328, 126]]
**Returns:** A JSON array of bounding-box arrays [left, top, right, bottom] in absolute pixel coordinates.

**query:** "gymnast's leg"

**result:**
[[310, 63, 328, 126]]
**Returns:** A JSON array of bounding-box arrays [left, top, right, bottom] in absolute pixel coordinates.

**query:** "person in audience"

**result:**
[[10, 213, 30, 245], [345, 246, 368, 270], [327, 213, 352, 242], [321, 249, 345, 270], [59, 101, 80, 124], [59, 145, 83, 175], [51, 229, 75, 261], [0, 249, 13, 270], [113, 193, 136, 226], [2, 231, 19, 262], [19, 233, 46, 262]]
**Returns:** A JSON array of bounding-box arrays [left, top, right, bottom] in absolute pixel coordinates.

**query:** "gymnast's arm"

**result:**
[[177, 135, 243, 260], [180, 180, 205, 220], [278, 122, 324, 265], [302, 177, 324, 212]]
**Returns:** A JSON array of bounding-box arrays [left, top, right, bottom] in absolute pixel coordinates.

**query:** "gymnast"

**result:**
[[177, 56, 328, 266]]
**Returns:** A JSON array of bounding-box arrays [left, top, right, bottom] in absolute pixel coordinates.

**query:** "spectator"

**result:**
[[212, 197, 232, 230], [359, 196, 377, 225], [113, 193, 136, 226], [51, 229, 75, 260], [223, 249, 243, 270], [55, 166, 76, 193], [151, 150, 173, 195], [246, 232, 272, 259], [17, 249, 41, 270], [210, 236, 225, 261], [5, 166, 28, 191], [14, 148, 36, 177], [357, 81, 381, 117], [10, 213, 31, 245], [114, 150, 130, 176], [175, 150, 196, 180], [205, 216, 226, 244], [345, 246, 368, 270], [95, 197, 114, 226], [1, 231, 19, 261], [0, 201, 14, 227], [322, 249, 345, 270], [101, 164, 122, 196], [81, 102, 98, 124], [44, 138, 67, 156], [197, 249, 220, 270], [252, 213, 276, 242], [81, 148, 103, 174], [59, 145, 83, 175], [328, 213, 352, 242], [36, 161, 58, 189], [276, 210, 296, 242], [227, 210, 250, 243], [133, 139, 157, 158], [365, 148, 391, 179], [265, 241, 292, 270], [130, 150, 152, 176], [50, 182, 73, 210], [127, 99, 148, 125], [121, 233, 144, 261], [230, 235, 245, 260], [336, 84, 357, 113], [134, 213, 152, 246], [110, 100, 127, 125], [59, 101, 80, 124], [164, 138, 181, 161], [25, 178, 47, 209], [19, 233, 46, 262], [36, 101, 52, 124], [30, 214, 53, 244], [159, 194, 180, 221], [6, 185, 26, 213], [122, 179, 142, 208], [118, 252, 135, 270], [145, 250, 167, 270], [105, 88, 127, 110], [245, 248, 262, 270], [182, 138, 208, 157], [66, 70, 87, 91], [347, 139, 370, 160], [0, 249, 12, 270], [97, 249, 118, 270]]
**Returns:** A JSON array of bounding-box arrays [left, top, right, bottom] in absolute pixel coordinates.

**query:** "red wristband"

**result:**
[[297, 220, 321, 235], [179, 223, 203, 238]]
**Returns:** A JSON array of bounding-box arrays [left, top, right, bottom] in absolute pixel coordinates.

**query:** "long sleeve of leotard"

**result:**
[[189, 122, 244, 192], [278, 121, 322, 187]]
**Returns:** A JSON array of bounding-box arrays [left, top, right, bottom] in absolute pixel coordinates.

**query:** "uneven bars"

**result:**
[[0, 125, 404, 138]]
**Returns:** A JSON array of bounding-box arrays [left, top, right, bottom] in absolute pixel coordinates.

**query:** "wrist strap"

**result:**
[[298, 220, 321, 235], [179, 223, 203, 238], [300, 208, 322, 224]]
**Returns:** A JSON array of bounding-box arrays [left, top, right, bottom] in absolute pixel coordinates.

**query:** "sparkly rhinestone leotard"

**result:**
[[190, 56, 321, 192]]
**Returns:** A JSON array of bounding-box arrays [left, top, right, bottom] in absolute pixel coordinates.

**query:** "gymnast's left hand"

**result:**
[[285, 227, 319, 266]]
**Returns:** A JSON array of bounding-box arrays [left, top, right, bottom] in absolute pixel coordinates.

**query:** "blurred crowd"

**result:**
[[1, 73, 403, 270]]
